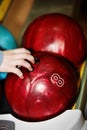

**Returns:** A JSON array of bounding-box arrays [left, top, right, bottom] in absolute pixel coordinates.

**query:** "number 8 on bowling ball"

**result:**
[[5, 52, 78, 121]]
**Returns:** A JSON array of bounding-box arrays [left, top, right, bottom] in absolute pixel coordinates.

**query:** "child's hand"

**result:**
[[0, 48, 35, 79]]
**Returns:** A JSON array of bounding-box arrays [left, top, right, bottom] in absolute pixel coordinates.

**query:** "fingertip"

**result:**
[[30, 67, 34, 71], [25, 48, 31, 54], [14, 68, 24, 79], [20, 75, 24, 79], [19, 72, 24, 79]]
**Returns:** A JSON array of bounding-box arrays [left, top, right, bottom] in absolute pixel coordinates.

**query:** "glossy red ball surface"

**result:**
[[22, 13, 87, 69], [5, 52, 78, 121]]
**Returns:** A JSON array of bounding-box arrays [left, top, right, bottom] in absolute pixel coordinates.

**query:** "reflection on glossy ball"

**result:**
[[5, 52, 78, 121], [22, 13, 87, 69]]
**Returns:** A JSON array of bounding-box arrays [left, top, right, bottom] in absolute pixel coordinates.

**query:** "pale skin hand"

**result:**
[[0, 48, 35, 79]]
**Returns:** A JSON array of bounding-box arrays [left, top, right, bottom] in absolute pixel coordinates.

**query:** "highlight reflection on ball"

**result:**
[[5, 52, 78, 121]]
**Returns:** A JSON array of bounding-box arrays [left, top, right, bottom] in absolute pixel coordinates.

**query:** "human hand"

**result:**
[[0, 48, 35, 79]]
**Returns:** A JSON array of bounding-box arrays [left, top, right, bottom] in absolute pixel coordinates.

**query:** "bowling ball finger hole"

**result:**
[[34, 57, 40, 64]]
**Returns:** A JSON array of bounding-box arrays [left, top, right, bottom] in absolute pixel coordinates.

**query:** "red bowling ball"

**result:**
[[5, 52, 78, 121], [22, 13, 87, 69]]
